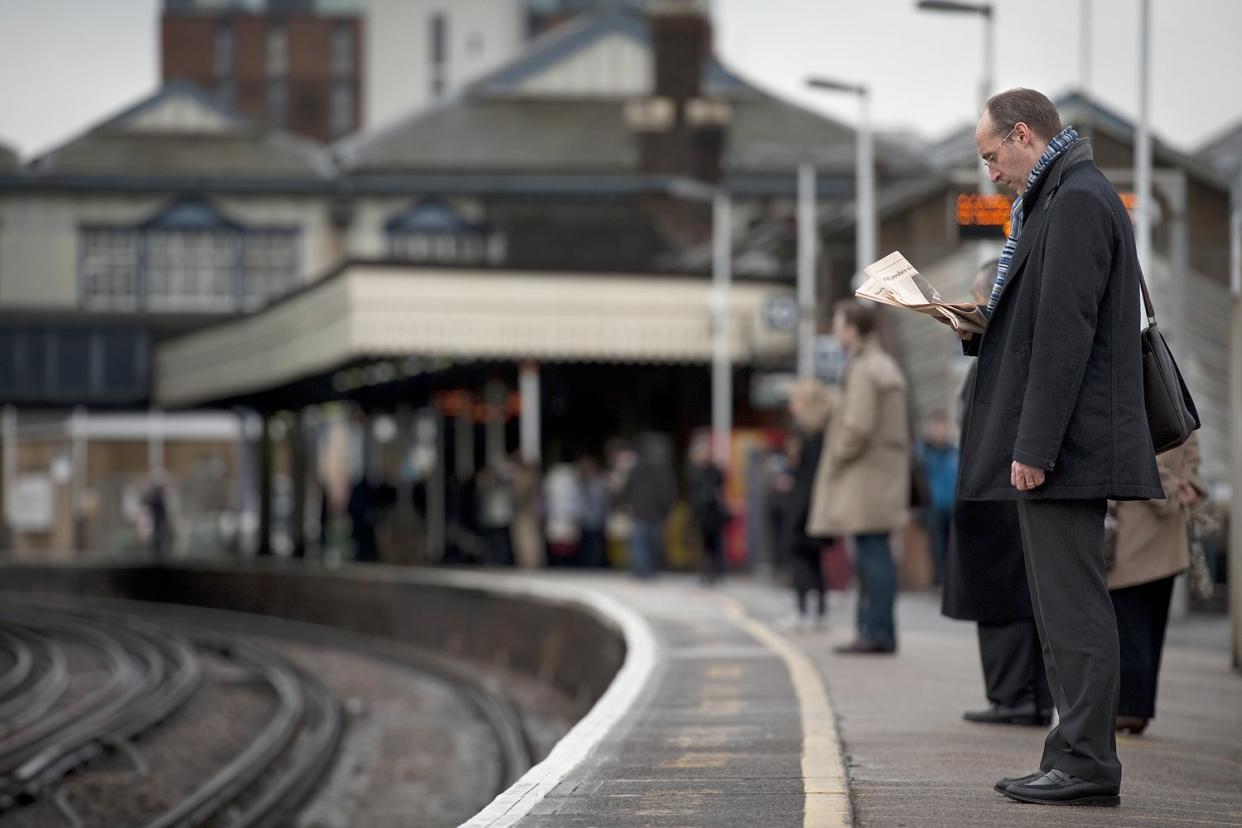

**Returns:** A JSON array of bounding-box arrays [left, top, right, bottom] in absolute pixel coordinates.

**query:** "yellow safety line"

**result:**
[[719, 594, 852, 828]]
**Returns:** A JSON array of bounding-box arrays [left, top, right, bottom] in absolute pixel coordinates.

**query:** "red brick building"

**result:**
[[161, 0, 363, 143]]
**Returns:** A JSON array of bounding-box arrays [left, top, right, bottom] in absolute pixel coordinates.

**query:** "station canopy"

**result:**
[[154, 263, 796, 407]]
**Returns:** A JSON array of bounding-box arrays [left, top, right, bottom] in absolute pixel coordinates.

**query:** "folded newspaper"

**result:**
[[855, 251, 988, 334]]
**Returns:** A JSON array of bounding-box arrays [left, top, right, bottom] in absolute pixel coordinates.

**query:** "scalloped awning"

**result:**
[[154, 263, 795, 407]]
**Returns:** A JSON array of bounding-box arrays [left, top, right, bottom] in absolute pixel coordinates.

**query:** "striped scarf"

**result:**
[[986, 125, 1080, 313]]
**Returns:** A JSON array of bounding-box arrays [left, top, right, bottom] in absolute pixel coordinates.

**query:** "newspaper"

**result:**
[[854, 251, 988, 334]]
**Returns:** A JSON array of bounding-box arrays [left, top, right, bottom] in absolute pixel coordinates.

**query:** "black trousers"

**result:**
[[1016, 498, 1121, 788], [1110, 575, 1175, 719], [790, 540, 826, 617], [976, 619, 1052, 711]]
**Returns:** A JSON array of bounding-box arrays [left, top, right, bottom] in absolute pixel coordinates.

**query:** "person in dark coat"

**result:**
[[621, 433, 676, 579], [959, 89, 1162, 807], [780, 379, 836, 631], [944, 261, 1051, 727], [687, 434, 729, 584]]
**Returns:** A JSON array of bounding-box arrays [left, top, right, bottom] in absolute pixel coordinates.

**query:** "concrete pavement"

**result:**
[[508, 572, 1242, 827]]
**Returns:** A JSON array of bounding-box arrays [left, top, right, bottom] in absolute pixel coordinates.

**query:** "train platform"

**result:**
[[475, 572, 1242, 828]]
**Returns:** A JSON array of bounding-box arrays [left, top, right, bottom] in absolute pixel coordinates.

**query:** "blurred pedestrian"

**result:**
[[945, 260, 1051, 727], [347, 476, 379, 562], [510, 459, 544, 569], [1108, 433, 1205, 735], [960, 89, 1161, 806], [621, 433, 676, 579], [918, 411, 958, 587], [808, 300, 909, 654], [144, 473, 172, 561], [780, 378, 836, 631], [475, 465, 515, 566], [577, 456, 609, 568], [687, 432, 729, 584], [544, 460, 583, 566]]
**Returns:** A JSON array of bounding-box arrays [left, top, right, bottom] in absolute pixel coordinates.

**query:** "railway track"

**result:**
[[0, 594, 535, 827], [0, 601, 341, 827]]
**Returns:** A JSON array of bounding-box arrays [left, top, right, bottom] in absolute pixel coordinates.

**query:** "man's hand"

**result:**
[[1011, 460, 1046, 492]]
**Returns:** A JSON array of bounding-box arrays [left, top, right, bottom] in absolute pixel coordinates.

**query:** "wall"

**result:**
[[0, 563, 627, 714], [364, 0, 525, 131]]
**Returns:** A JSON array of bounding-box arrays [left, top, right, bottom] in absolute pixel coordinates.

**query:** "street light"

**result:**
[[807, 77, 875, 287], [917, 0, 994, 194], [1135, 0, 1152, 276]]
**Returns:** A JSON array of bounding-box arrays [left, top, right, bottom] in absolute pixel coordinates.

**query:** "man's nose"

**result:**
[[988, 166, 1004, 185]]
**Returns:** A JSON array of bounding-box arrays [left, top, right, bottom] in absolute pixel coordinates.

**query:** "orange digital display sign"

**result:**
[[957, 191, 1139, 239]]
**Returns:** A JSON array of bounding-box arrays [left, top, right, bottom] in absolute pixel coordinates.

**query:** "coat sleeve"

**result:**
[[832, 367, 877, 465], [1012, 189, 1114, 471]]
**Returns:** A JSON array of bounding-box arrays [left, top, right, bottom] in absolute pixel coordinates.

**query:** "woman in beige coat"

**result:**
[[1108, 432, 1204, 734], [808, 301, 909, 653]]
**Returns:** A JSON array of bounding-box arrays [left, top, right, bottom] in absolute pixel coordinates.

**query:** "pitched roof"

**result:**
[[1196, 120, 1242, 182], [24, 81, 332, 180], [340, 9, 924, 180], [927, 89, 1228, 190]]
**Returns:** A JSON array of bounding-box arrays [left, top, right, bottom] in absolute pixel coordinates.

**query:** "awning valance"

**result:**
[[155, 264, 795, 406]]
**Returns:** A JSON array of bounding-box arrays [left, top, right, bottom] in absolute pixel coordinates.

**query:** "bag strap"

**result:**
[[1137, 267, 1158, 326]]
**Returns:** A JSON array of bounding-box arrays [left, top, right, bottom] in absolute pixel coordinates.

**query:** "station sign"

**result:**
[[956, 191, 1139, 240]]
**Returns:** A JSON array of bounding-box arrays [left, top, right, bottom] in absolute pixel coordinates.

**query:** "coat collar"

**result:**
[[987, 138, 1095, 317]]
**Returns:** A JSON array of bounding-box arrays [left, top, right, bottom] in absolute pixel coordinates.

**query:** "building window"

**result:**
[[331, 22, 353, 78], [267, 79, 287, 129], [78, 199, 300, 314], [430, 13, 447, 99], [243, 230, 299, 309], [81, 229, 141, 309], [214, 22, 234, 101], [385, 200, 506, 267], [266, 24, 288, 77], [145, 229, 239, 312], [330, 81, 354, 138]]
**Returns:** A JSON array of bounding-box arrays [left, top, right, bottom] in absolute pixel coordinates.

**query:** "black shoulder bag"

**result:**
[[1138, 269, 1200, 453]]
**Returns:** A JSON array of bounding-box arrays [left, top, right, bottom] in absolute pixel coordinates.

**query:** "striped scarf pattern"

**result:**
[[986, 125, 1080, 313]]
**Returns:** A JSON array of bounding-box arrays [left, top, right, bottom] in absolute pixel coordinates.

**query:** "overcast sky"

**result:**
[[2, 0, 1240, 160]]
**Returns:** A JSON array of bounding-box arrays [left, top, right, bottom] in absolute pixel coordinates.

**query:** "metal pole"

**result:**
[[711, 189, 733, 468], [797, 160, 817, 377], [1080, 0, 1092, 91], [257, 412, 273, 557], [485, 380, 506, 468], [858, 89, 877, 280], [1230, 181, 1242, 669], [1135, 0, 1152, 276], [3, 406, 16, 552], [979, 7, 995, 195], [148, 408, 164, 476], [455, 409, 474, 481], [70, 407, 87, 554], [519, 362, 541, 465], [426, 408, 445, 563]]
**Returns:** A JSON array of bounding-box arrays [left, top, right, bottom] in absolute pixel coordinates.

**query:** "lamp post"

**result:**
[[1135, 0, 1153, 276], [807, 77, 874, 285], [711, 188, 732, 468], [917, 0, 994, 194]]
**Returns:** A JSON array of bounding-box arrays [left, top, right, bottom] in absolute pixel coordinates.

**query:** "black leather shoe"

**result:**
[[1116, 715, 1149, 734], [993, 771, 1044, 794], [964, 702, 1052, 726], [1002, 769, 1120, 806], [833, 639, 896, 655]]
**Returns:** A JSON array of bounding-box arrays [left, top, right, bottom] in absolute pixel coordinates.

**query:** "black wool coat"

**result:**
[[942, 365, 1034, 623], [958, 139, 1163, 502]]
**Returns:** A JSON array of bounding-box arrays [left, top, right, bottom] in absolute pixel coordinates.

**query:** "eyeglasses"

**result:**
[[981, 125, 1017, 169]]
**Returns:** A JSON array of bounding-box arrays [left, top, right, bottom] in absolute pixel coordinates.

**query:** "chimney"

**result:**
[[627, 1, 728, 183]]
